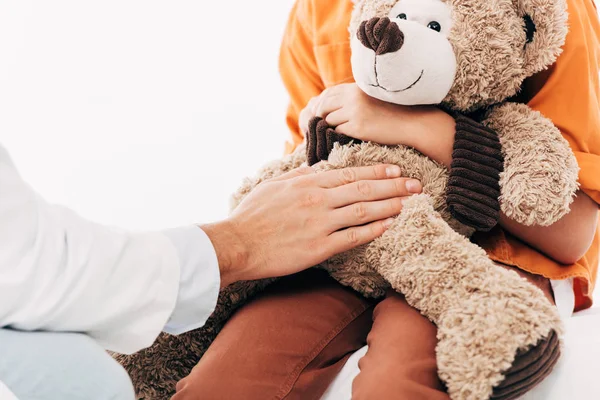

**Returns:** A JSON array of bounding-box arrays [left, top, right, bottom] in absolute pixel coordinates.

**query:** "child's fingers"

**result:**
[[325, 108, 350, 127], [334, 122, 353, 137], [299, 97, 319, 133], [315, 93, 343, 118]]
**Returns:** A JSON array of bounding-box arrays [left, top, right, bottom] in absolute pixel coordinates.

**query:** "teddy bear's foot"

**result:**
[[491, 330, 560, 400], [436, 278, 562, 400]]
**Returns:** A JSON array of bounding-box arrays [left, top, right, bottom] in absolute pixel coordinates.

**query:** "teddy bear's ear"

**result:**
[[515, 0, 568, 76]]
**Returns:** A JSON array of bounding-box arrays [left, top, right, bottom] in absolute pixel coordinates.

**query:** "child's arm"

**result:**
[[279, 0, 326, 155]]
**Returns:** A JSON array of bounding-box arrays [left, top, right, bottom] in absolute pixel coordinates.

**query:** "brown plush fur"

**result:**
[[367, 193, 561, 399], [115, 1, 577, 399], [484, 102, 579, 225]]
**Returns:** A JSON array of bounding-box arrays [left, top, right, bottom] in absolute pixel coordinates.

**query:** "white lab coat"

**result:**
[[0, 143, 221, 395]]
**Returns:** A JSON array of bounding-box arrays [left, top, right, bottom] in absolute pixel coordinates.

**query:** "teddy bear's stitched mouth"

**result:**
[[369, 69, 424, 93]]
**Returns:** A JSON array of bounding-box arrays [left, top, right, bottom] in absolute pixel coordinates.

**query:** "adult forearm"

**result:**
[[499, 191, 599, 265]]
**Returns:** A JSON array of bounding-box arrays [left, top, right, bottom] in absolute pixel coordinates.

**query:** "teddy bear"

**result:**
[[114, 0, 580, 399]]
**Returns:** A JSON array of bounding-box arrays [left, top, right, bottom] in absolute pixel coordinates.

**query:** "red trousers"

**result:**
[[173, 267, 554, 400]]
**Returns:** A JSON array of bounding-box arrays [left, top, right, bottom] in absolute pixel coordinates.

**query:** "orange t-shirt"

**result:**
[[279, 0, 600, 310]]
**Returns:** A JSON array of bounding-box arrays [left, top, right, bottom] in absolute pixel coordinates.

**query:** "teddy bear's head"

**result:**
[[349, 0, 568, 112]]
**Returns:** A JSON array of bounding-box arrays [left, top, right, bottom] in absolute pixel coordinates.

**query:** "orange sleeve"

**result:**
[[527, 0, 600, 205], [279, 0, 326, 154]]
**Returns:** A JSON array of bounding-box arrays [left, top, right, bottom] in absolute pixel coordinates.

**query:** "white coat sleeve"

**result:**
[[0, 145, 220, 354]]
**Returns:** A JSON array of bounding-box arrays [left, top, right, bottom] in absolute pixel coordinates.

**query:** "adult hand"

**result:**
[[201, 164, 422, 287]]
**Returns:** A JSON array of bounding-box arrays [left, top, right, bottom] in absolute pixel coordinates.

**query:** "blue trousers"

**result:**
[[0, 329, 134, 400]]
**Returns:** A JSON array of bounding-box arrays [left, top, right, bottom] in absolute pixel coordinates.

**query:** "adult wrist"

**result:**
[[200, 220, 250, 288]]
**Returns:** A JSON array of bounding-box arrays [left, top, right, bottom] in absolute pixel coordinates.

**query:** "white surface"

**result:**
[[0, 0, 295, 231], [0, 381, 18, 400]]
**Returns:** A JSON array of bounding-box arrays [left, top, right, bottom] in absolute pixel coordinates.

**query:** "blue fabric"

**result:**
[[0, 329, 134, 400]]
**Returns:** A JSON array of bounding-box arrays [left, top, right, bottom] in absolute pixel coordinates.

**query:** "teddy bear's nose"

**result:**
[[357, 17, 404, 55]]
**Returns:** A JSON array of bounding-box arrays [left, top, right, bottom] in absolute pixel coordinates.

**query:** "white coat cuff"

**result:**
[[161, 225, 220, 335]]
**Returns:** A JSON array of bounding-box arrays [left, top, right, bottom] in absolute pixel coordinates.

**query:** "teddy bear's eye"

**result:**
[[523, 15, 536, 44], [427, 21, 441, 32], [397, 13, 407, 20]]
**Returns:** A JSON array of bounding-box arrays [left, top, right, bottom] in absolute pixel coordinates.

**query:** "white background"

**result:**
[[0, 1, 598, 234], [0, 0, 295, 230]]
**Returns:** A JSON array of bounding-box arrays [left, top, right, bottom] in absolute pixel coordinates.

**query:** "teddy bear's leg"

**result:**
[[366, 194, 563, 400], [483, 102, 579, 226]]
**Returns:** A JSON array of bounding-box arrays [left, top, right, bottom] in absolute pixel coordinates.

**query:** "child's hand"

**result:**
[[299, 96, 319, 136], [310, 83, 457, 167], [311, 83, 415, 145]]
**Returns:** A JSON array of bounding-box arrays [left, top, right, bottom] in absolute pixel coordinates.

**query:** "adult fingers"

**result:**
[[324, 218, 396, 256], [327, 178, 422, 208], [331, 198, 404, 231], [268, 165, 315, 182], [312, 164, 401, 188]]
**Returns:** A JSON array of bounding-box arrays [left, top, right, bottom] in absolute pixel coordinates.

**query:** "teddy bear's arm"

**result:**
[[306, 117, 359, 166], [483, 102, 579, 226]]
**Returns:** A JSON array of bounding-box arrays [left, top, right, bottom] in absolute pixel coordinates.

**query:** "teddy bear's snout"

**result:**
[[357, 17, 404, 56]]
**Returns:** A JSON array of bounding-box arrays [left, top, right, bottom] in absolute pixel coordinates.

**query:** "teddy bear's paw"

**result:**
[[306, 117, 358, 166], [435, 267, 562, 400], [484, 102, 579, 227], [499, 167, 578, 227]]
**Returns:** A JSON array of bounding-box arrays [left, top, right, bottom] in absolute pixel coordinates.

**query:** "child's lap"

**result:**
[[173, 269, 376, 400], [174, 265, 555, 399]]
